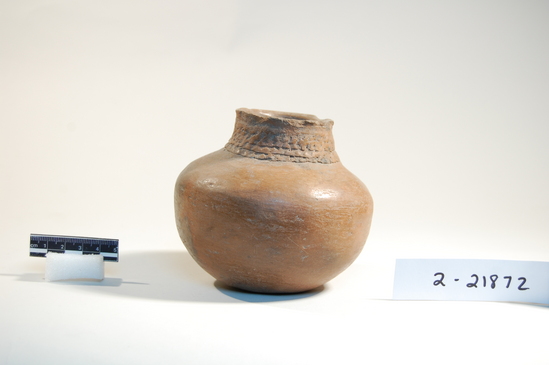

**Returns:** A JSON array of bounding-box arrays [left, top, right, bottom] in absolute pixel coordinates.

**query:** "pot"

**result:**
[[174, 108, 373, 293]]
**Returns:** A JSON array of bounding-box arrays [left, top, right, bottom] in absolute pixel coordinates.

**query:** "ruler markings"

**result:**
[[29, 234, 119, 262]]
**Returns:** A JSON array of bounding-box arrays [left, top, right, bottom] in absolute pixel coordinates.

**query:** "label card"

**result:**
[[393, 259, 549, 305]]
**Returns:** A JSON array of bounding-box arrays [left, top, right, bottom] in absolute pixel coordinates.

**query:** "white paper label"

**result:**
[[393, 259, 549, 304]]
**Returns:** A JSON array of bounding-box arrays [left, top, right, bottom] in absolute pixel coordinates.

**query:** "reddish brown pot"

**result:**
[[174, 108, 373, 293]]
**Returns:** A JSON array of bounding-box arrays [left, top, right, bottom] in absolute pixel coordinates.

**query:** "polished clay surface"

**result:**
[[175, 108, 373, 293]]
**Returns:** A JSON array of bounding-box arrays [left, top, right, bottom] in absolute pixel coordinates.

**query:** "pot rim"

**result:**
[[237, 108, 334, 128]]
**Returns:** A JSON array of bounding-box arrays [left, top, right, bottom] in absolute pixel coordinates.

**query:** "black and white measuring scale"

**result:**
[[30, 234, 119, 262]]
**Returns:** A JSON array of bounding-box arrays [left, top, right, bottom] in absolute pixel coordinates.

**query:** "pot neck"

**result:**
[[224, 108, 339, 164]]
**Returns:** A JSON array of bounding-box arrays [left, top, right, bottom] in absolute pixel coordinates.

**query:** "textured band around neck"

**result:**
[[224, 108, 340, 164]]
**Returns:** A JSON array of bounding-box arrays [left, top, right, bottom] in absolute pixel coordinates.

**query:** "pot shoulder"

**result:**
[[176, 149, 372, 211]]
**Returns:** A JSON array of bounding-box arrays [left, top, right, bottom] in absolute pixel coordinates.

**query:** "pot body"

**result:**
[[174, 108, 373, 293]]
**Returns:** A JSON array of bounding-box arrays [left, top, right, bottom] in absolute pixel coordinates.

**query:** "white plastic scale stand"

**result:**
[[30, 234, 119, 282], [45, 252, 105, 281]]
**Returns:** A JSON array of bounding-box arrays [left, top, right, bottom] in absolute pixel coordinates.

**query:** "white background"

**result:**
[[1, 1, 548, 364]]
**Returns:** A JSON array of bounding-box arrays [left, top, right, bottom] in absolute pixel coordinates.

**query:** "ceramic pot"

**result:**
[[174, 108, 373, 293]]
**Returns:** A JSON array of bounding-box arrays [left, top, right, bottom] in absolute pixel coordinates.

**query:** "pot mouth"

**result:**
[[226, 108, 339, 164], [237, 108, 334, 128]]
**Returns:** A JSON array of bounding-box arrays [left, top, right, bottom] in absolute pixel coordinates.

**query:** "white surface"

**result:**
[[1, 1, 549, 364], [45, 252, 104, 281]]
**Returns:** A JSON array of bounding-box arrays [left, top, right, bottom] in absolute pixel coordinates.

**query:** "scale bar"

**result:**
[[30, 234, 119, 262]]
